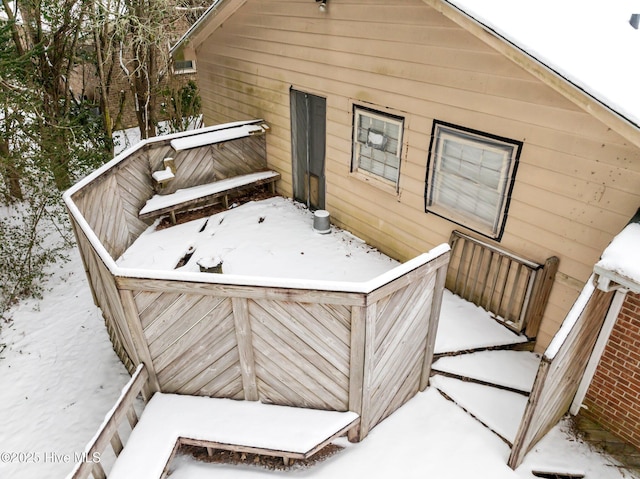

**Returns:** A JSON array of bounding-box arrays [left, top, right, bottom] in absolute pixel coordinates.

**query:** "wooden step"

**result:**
[[432, 350, 541, 395], [431, 375, 528, 446], [435, 290, 530, 356]]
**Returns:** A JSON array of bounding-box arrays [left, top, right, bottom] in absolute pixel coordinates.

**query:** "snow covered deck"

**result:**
[[108, 394, 359, 479], [66, 172, 452, 456]]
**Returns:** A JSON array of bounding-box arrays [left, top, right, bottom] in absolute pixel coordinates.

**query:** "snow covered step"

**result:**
[[432, 350, 541, 394], [435, 290, 530, 355], [431, 375, 528, 445], [108, 394, 359, 479]]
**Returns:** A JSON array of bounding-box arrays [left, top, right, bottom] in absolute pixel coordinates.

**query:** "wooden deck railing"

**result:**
[[508, 278, 615, 468], [67, 364, 149, 479], [447, 231, 558, 337]]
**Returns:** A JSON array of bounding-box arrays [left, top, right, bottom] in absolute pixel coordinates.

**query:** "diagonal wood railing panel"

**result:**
[[508, 281, 615, 468], [249, 298, 350, 411]]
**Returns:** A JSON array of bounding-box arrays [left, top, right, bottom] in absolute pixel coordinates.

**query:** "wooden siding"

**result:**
[[194, 0, 640, 350], [107, 249, 449, 438], [139, 292, 245, 398], [250, 298, 351, 410], [508, 286, 615, 468], [368, 273, 435, 428]]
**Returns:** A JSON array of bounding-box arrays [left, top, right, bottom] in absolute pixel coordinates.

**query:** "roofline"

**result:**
[[172, 0, 640, 148], [171, 0, 246, 56], [422, 0, 640, 149]]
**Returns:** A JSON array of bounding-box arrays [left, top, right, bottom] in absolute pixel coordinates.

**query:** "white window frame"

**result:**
[[352, 106, 404, 189], [173, 59, 197, 75], [425, 121, 521, 240]]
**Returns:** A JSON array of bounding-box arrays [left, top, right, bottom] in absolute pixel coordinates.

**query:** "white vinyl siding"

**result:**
[[426, 122, 521, 239], [352, 106, 403, 187]]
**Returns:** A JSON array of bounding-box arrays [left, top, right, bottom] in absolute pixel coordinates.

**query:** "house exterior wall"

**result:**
[[193, 0, 640, 349], [583, 292, 640, 450]]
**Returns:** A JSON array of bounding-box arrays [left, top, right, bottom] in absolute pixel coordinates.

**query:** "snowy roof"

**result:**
[[594, 215, 640, 292], [444, 0, 640, 129]]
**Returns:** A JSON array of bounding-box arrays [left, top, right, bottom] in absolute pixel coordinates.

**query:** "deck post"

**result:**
[[420, 262, 448, 391], [119, 289, 161, 395], [232, 297, 259, 401], [348, 304, 366, 442], [357, 301, 377, 441], [524, 256, 559, 339]]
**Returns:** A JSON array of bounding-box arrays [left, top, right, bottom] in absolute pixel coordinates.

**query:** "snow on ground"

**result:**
[[0, 250, 131, 478], [432, 350, 541, 393], [0, 203, 638, 478]]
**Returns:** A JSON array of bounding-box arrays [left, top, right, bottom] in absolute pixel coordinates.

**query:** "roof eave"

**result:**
[[171, 0, 247, 56], [422, 0, 640, 149]]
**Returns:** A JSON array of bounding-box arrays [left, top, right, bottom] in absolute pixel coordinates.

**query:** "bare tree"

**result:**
[[90, 0, 205, 141]]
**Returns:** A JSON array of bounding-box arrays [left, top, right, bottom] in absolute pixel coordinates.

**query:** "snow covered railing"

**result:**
[[63, 116, 452, 452], [169, 122, 267, 151], [66, 191, 452, 442], [67, 364, 149, 479]]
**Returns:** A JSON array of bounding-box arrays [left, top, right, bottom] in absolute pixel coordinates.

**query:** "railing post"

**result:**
[[524, 256, 559, 339], [421, 262, 448, 391], [232, 297, 259, 401], [348, 304, 366, 442], [349, 301, 377, 442]]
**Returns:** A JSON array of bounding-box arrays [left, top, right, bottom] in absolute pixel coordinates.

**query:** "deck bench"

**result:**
[[108, 393, 360, 479], [169, 122, 266, 151], [139, 170, 280, 224]]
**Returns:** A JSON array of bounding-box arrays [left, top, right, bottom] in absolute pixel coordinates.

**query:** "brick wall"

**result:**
[[583, 292, 640, 449]]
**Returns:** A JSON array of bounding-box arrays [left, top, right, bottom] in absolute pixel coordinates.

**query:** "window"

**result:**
[[173, 59, 196, 74], [425, 121, 521, 240], [352, 106, 404, 188]]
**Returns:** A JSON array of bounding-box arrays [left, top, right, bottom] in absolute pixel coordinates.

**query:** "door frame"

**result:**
[[290, 88, 326, 210]]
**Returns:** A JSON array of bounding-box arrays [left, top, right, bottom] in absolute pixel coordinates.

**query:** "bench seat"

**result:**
[[108, 393, 360, 479], [139, 170, 280, 223]]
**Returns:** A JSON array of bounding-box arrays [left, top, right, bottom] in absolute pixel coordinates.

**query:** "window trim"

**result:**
[[425, 120, 522, 241], [173, 59, 197, 75], [351, 104, 404, 191]]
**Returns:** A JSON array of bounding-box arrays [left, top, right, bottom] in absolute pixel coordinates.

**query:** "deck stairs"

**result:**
[[431, 290, 542, 446]]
